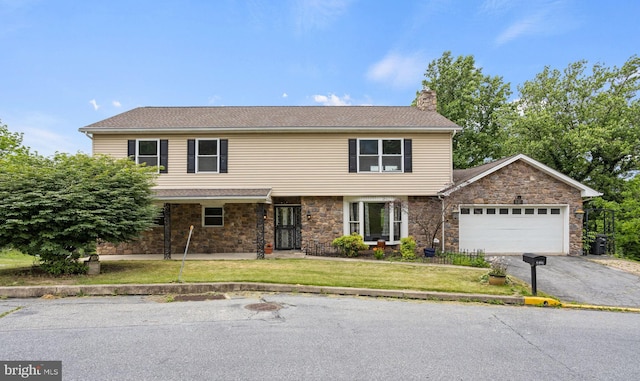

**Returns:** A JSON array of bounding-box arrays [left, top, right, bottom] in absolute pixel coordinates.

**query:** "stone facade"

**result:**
[[407, 196, 442, 249], [443, 160, 584, 255], [98, 203, 261, 255], [301, 196, 344, 246]]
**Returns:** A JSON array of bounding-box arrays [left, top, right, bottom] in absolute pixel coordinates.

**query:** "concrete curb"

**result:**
[[0, 282, 524, 305]]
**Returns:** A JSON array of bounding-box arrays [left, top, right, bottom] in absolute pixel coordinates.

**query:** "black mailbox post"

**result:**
[[522, 253, 547, 296]]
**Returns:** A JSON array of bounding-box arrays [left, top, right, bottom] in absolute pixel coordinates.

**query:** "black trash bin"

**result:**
[[590, 234, 607, 255]]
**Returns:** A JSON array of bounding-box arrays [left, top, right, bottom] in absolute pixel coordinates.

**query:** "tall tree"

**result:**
[[0, 152, 160, 275], [505, 56, 640, 201], [0, 119, 24, 157], [415, 51, 512, 168]]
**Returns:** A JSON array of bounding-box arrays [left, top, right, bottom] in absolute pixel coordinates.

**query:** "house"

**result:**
[[79, 91, 600, 257]]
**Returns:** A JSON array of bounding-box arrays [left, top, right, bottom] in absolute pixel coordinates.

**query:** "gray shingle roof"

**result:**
[[81, 106, 460, 131]]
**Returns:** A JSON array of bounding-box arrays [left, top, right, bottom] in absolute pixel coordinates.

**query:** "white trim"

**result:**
[[202, 206, 224, 227], [343, 196, 408, 245], [441, 154, 602, 198], [80, 125, 462, 134], [195, 138, 220, 173], [136, 138, 160, 174]]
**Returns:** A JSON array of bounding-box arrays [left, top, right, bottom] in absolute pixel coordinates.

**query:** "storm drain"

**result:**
[[245, 302, 282, 312]]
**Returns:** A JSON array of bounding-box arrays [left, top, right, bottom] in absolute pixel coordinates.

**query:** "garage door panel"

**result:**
[[459, 206, 565, 254]]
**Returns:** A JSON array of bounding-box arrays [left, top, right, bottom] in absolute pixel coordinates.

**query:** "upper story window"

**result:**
[[359, 139, 403, 172], [348, 138, 411, 173], [196, 139, 219, 173], [187, 139, 228, 174], [127, 139, 168, 173]]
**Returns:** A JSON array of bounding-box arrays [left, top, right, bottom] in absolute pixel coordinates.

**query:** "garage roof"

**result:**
[[441, 154, 602, 198]]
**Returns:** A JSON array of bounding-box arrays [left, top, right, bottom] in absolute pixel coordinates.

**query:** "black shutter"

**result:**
[[187, 139, 196, 173], [348, 139, 357, 173], [159, 140, 168, 173], [127, 140, 136, 161], [404, 139, 412, 173], [219, 139, 228, 173]]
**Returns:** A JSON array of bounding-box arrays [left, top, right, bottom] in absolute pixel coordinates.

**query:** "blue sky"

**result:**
[[1, 0, 638, 156]]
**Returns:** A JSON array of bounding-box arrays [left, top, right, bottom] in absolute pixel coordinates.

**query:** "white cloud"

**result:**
[[494, 1, 579, 46], [7, 112, 88, 156], [293, 0, 351, 34], [282, 93, 288, 98], [366, 52, 425, 88], [89, 99, 100, 110], [312, 93, 351, 106], [112, 100, 122, 107]]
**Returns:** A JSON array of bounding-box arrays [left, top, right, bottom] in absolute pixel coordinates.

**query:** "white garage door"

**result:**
[[459, 206, 566, 254]]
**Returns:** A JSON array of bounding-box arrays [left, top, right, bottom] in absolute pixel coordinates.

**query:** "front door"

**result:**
[[275, 206, 302, 250]]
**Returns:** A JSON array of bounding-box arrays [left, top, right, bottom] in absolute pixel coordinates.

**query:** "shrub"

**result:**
[[373, 247, 385, 260], [400, 236, 417, 260], [332, 233, 368, 258]]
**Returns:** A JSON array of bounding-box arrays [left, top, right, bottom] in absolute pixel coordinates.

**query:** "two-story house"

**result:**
[[80, 91, 600, 257]]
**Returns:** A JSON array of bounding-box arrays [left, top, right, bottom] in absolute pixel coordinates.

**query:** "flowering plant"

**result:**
[[488, 256, 508, 276]]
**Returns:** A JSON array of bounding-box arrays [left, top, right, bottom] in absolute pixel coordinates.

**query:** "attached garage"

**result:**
[[458, 205, 567, 254], [441, 154, 602, 256]]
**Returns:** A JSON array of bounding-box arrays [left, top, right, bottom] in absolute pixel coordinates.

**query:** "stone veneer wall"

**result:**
[[301, 196, 344, 247], [97, 203, 261, 255], [407, 196, 442, 249], [443, 160, 584, 255]]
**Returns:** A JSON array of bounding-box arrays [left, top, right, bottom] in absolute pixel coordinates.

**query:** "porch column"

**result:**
[[256, 203, 265, 259], [163, 203, 171, 260]]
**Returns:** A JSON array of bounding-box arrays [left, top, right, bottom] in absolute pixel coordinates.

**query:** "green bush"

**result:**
[[332, 233, 368, 258], [400, 236, 417, 260]]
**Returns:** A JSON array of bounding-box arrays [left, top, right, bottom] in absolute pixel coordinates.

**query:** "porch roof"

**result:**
[[153, 188, 272, 204]]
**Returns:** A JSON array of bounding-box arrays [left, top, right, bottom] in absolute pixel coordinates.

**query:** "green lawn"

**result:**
[[0, 250, 531, 296]]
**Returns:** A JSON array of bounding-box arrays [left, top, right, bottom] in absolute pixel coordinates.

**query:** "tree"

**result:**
[[0, 119, 24, 157], [591, 177, 640, 260], [504, 56, 640, 201], [415, 51, 513, 168], [0, 152, 160, 275]]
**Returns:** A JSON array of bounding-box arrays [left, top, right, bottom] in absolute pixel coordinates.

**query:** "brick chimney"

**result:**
[[416, 89, 437, 112]]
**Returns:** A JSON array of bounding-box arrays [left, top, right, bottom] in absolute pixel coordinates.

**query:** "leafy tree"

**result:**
[[415, 51, 513, 168], [0, 119, 24, 157], [0, 152, 160, 275], [504, 56, 640, 201], [591, 177, 640, 260]]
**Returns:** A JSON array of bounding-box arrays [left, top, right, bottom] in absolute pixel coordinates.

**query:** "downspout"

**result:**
[[438, 194, 445, 252]]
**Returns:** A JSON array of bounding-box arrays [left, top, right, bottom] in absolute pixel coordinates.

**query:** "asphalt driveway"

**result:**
[[504, 255, 640, 308]]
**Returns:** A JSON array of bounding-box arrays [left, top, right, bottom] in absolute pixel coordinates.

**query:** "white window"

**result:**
[[203, 207, 224, 227], [137, 139, 159, 170], [358, 139, 403, 172], [344, 198, 407, 243], [197, 139, 219, 173]]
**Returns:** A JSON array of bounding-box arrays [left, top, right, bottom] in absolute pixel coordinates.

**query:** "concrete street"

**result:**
[[1, 294, 639, 380]]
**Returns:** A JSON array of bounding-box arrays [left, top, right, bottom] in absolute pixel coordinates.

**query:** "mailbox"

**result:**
[[523, 253, 546, 266], [522, 253, 547, 296]]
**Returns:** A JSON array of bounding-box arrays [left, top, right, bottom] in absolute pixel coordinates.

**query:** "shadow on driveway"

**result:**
[[504, 255, 640, 308]]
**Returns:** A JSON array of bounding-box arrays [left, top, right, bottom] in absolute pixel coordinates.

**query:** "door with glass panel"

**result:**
[[275, 206, 302, 250]]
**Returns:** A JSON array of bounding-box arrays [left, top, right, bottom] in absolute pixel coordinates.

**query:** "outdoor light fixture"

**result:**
[[263, 209, 267, 220], [451, 210, 459, 220], [306, 211, 311, 220], [514, 195, 523, 204], [574, 207, 585, 219]]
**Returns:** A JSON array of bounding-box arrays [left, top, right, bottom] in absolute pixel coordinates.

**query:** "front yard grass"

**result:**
[[0, 251, 531, 296]]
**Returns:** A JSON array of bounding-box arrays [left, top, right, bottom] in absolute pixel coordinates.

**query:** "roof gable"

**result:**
[[442, 154, 602, 198]]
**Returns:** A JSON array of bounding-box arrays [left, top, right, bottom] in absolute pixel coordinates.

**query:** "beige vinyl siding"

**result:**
[[92, 133, 453, 196]]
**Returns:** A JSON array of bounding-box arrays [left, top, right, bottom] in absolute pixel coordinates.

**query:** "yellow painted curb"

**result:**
[[562, 303, 640, 313], [523, 297, 562, 307]]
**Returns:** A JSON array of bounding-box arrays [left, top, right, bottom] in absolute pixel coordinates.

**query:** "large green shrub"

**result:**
[[400, 236, 417, 260], [332, 233, 368, 258]]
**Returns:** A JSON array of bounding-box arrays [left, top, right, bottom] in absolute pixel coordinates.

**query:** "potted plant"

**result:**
[[487, 256, 508, 285], [265, 243, 273, 254]]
